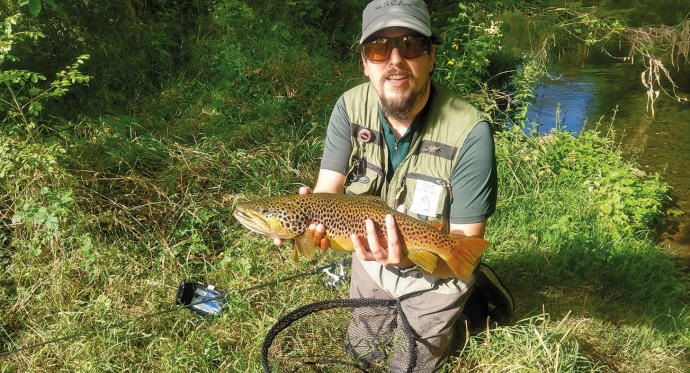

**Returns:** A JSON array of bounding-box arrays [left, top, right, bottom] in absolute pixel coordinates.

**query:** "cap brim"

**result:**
[[360, 16, 431, 44]]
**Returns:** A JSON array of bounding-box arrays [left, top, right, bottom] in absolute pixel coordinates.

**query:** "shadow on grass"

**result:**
[[486, 238, 689, 334]]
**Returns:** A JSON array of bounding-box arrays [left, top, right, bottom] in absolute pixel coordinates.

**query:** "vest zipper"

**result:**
[[437, 179, 453, 204], [393, 176, 406, 211]]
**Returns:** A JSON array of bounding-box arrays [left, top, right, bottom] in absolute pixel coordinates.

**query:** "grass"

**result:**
[[1, 1, 689, 372]]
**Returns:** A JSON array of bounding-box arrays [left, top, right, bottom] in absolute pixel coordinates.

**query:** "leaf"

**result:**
[[44, 0, 57, 10], [28, 0, 42, 17], [620, 186, 634, 194], [600, 203, 613, 214]]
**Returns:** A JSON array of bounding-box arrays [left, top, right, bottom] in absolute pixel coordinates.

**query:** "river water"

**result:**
[[496, 1, 690, 263], [525, 55, 690, 263]]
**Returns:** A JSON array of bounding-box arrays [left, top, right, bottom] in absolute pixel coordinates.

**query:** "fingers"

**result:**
[[365, 218, 385, 259], [308, 222, 329, 252], [298, 186, 312, 195], [351, 231, 378, 262], [384, 214, 402, 264], [351, 215, 403, 267]]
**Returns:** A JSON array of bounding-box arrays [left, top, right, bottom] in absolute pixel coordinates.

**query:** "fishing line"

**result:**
[[0, 258, 351, 358]]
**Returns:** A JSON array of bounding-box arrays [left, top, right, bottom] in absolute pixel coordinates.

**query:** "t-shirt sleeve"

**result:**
[[319, 96, 352, 176], [449, 121, 497, 224]]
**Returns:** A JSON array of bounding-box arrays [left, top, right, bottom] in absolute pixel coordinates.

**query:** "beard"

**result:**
[[379, 70, 430, 121]]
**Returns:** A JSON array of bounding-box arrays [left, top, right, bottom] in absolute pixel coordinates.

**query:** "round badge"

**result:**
[[357, 129, 372, 143]]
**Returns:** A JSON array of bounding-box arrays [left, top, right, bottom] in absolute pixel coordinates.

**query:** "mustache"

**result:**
[[382, 68, 412, 80]]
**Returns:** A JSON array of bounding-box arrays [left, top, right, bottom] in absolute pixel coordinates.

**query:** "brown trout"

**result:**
[[233, 193, 490, 280]]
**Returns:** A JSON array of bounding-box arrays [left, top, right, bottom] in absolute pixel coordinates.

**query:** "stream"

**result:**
[[525, 50, 690, 264], [498, 1, 690, 267]]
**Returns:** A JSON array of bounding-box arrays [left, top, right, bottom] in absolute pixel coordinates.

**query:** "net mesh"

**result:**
[[261, 298, 416, 373]]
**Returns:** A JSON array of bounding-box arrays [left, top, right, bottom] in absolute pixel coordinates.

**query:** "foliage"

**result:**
[[438, 3, 503, 96], [0, 13, 90, 136], [0, 1, 687, 372], [18, 0, 57, 17], [537, 130, 669, 236], [436, 3, 508, 122]]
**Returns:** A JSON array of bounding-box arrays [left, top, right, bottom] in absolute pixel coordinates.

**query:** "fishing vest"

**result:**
[[343, 82, 484, 229]]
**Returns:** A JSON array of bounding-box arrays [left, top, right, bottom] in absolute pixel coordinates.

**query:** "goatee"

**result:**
[[379, 74, 429, 121]]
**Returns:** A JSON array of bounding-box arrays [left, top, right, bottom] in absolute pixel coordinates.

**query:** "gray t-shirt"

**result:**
[[320, 96, 497, 224]]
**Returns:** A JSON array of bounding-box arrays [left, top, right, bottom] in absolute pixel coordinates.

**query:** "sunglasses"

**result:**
[[361, 35, 431, 62]]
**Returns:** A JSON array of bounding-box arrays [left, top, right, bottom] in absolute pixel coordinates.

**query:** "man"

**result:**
[[276, 0, 511, 371]]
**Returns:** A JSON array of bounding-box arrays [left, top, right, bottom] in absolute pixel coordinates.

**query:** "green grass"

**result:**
[[1, 1, 689, 372], [2, 122, 687, 372]]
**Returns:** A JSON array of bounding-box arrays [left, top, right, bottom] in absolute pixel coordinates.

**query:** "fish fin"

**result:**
[[426, 220, 443, 230], [407, 251, 438, 274], [426, 220, 451, 233], [444, 236, 490, 280], [294, 233, 316, 260], [291, 246, 299, 262]]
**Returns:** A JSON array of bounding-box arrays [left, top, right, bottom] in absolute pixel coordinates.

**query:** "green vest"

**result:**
[[343, 82, 484, 227]]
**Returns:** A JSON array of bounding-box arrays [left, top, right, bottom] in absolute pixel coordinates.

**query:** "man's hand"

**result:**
[[350, 206, 415, 268], [272, 186, 328, 252]]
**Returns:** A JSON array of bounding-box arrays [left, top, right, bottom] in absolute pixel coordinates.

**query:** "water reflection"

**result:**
[[526, 57, 690, 259], [527, 68, 595, 133]]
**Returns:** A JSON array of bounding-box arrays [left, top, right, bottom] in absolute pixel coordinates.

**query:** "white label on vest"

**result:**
[[409, 179, 443, 217]]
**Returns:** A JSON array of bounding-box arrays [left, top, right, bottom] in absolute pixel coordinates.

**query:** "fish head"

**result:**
[[233, 196, 308, 239]]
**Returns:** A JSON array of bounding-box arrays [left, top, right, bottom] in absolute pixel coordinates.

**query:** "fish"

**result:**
[[233, 193, 490, 280]]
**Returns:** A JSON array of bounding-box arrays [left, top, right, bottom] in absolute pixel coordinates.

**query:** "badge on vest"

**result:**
[[409, 179, 443, 217]]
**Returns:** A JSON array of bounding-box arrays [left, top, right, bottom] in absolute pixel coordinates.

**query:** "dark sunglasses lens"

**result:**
[[364, 40, 391, 62], [363, 36, 429, 62], [400, 37, 429, 59]]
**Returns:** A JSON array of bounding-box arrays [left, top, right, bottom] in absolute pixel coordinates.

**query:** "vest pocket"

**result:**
[[403, 173, 450, 226], [344, 157, 384, 195]]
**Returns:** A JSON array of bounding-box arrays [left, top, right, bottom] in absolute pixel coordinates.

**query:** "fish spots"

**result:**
[[235, 193, 490, 279], [238, 193, 457, 253]]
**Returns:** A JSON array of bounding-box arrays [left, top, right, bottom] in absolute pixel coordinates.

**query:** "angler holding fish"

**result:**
[[236, 1, 513, 371]]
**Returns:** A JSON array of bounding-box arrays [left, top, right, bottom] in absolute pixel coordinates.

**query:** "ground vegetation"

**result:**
[[1, 1, 687, 371]]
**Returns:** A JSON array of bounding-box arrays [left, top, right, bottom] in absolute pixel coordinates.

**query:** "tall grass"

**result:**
[[1, 1, 688, 372]]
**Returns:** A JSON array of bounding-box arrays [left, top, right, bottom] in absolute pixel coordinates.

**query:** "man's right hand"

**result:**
[[272, 186, 329, 252]]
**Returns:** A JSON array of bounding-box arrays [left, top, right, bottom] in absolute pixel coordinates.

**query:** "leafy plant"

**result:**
[[0, 13, 90, 136], [437, 3, 505, 118], [18, 0, 57, 17]]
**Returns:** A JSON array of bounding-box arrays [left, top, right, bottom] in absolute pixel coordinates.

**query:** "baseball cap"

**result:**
[[360, 0, 432, 44]]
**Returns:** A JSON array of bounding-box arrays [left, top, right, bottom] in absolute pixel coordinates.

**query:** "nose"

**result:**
[[388, 47, 404, 64]]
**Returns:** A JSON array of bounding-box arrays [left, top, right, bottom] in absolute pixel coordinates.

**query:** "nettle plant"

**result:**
[[0, 13, 90, 136]]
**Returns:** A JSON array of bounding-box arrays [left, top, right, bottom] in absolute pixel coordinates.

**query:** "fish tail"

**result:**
[[445, 236, 490, 280]]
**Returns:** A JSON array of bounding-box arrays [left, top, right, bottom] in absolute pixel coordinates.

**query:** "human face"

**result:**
[[361, 27, 435, 121]]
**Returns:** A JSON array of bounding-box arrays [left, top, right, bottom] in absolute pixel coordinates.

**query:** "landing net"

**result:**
[[261, 298, 416, 373]]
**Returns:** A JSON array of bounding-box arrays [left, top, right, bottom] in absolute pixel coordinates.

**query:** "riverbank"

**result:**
[[501, 1, 690, 267], [1, 2, 687, 371], [524, 59, 690, 268]]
